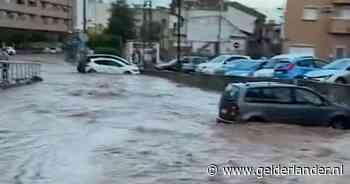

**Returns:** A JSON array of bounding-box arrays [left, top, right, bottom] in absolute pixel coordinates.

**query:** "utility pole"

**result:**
[[143, 0, 152, 69], [83, 0, 87, 33], [177, 0, 182, 70], [217, 0, 224, 55]]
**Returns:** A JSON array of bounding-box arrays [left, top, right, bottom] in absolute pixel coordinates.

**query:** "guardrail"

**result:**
[[0, 61, 41, 88]]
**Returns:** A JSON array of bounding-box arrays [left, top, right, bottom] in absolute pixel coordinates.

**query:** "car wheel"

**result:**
[[124, 71, 132, 75], [331, 117, 348, 129], [87, 69, 97, 73], [335, 78, 347, 84]]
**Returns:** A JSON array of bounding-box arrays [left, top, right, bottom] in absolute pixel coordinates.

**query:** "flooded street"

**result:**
[[1, 55, 350, 184]]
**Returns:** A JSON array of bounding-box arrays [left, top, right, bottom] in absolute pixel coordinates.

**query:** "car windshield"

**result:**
[[231, 61, 260, 70], [263, 59, 291, 69], [323, 59, 350, 70]]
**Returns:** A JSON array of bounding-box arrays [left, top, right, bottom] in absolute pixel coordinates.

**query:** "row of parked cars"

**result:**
[[157, 54, 350, 84]]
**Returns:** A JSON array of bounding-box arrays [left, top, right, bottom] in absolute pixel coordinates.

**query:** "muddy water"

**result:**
[[0, 55, 350, 184]]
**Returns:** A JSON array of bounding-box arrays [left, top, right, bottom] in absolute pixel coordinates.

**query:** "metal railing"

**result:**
[[0, 61, 41, 87]]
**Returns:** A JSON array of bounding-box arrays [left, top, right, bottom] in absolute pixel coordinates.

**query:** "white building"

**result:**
[[72, 0, 111, 32], [177, 1, 265, 56], [87, 0, 111, 32]]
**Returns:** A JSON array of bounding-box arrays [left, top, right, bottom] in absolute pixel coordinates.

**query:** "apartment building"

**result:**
[[284, 0, 350, 59], [0, 0, 72, 33]]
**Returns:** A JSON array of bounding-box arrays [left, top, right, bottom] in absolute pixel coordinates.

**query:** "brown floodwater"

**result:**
[[0, 55, 349, 184]]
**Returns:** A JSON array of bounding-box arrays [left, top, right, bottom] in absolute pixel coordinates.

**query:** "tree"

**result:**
[[140, 21, 162, 42], [106, 0, 136, 43]]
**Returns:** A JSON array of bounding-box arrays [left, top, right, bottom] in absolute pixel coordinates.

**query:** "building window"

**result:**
[[303, 7, 319, 21], [335, 46, 346, 59], [336, 7, 350, 19], [53, 18, 59, 24], [7, 12, 15, 19], [17, 13, 26, 21], [63, 7, 69, 13], [16, 0, 25, 5], [42, 16, 48, 24], [41, 1, 47, 9], [29, 14, 36, 21], [28, 0, 37, 7]]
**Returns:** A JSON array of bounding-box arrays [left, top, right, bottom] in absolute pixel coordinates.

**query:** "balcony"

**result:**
[[329, 18, 350, 34], [333, 0, 350, 5]]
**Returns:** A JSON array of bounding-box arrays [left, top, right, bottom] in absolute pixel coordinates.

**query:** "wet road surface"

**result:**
[[0, 55, 350, 183]]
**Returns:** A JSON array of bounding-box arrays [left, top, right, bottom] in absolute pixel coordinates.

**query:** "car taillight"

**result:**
[[276, 63, 294, 71]]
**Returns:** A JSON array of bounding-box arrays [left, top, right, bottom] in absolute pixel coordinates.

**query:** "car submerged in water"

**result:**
[[77, 54, 140, 74], [218, 82, 350, 129]]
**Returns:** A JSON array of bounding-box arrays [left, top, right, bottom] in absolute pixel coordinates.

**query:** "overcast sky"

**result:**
[[106, 0, 286, 21]]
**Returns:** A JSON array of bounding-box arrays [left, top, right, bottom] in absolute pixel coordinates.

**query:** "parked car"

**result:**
[[77, 54, 139, 74], [224, 60, 267, 77], [274, 58, 327, 79], [217, 82, 350, 129], [3, 47, 16, 55], [155, 59, 180, 71], [196, 55, 251, 75], [254, 54, 326, 79], [155, 56, 208, 72], [181, 56, 209, 72], [304, 58, 350, 84]]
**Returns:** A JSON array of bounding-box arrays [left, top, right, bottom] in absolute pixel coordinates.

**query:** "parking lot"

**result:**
[[0, 55, 349, 183]]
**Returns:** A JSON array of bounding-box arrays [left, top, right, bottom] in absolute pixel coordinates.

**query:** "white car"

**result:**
[[304, 58, 350, 84], [4, 47, 16, 55], [85, 57, 140, 74], [196, 55, 251, 75], [254, 54, 314, 78]]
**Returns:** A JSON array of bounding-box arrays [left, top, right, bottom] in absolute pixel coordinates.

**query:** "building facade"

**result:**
[[0, 0, 72, 33], [133, 6, 175, 51], [86, 0, 110, 33], [173, 0, 265, 56], [284, 0, 350, 59]]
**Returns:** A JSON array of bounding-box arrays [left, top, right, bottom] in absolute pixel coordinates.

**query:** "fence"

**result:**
[[0, 61, 41, 88]]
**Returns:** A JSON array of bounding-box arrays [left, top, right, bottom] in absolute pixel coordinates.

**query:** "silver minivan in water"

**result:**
[[217, 82, 350, 129]]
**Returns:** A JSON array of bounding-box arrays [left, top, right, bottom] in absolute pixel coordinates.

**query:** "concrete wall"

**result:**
[[144, 71, 350, 106]]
